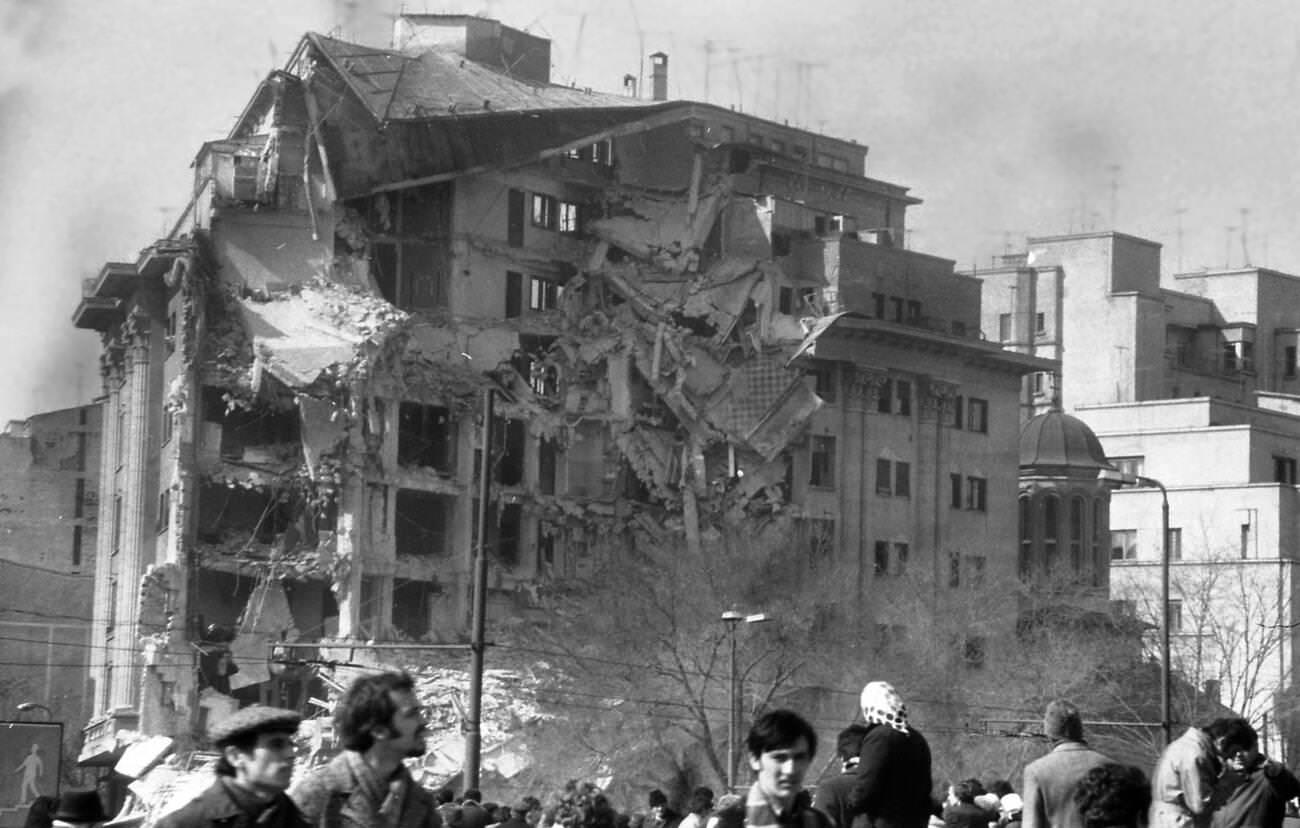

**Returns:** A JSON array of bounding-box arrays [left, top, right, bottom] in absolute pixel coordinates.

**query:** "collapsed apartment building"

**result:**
[[71, 14, 1052, 764]]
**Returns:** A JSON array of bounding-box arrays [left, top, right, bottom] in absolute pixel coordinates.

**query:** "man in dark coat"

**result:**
[[1212, 719, 1300, 828], [156, 705, 306, 828], [814, 725, 870, 828], [847, 682, 933, 828], [1021, 700, 1110, 828]]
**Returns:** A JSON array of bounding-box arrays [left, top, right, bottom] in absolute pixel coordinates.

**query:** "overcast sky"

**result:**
[[2, 0, 1298, 424]]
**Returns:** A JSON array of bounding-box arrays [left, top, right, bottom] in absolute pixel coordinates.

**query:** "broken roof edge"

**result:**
[[225, 69, 306, 143], [790, 312, 1058, 375]]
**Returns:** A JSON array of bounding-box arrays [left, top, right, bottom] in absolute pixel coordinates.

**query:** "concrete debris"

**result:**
[[589, 186, 726, 274]]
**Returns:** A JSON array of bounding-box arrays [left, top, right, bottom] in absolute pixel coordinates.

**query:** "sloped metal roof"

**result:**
[[308, 33, 651, 122]]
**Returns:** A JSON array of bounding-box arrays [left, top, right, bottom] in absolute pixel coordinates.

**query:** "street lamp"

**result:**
[[1101, 469, 1171, 747], [721, 610, 770, 791], [16, 702, 53, 719]]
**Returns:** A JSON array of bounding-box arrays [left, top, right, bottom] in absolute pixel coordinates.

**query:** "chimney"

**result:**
[[650, 52, 668, 101]]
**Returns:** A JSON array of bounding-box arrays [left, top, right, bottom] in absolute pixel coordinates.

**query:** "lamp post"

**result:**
[[721, 610, 770, 791], [1102, 468, 1171, 747], [16, 702, 53, 719], [1132, 474, 1173, 748]]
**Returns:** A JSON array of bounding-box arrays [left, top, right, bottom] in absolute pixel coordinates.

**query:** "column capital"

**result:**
[[920, 378, 959, 421], [846, 367, 889, 410]]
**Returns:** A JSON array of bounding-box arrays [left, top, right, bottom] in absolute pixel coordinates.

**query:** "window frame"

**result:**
[[531, 193, 558, 230]]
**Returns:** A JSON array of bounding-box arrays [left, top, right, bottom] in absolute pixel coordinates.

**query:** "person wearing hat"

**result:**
[[155, 705, 305, 828], [50, 791, 109, 828], [848, 681, 934, 828], [1021, 700, 1110, 828], [289, 671, 441, 828]]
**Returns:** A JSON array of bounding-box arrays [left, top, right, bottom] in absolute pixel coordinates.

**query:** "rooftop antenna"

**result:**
[[703, 39, 717, 103], [628, 0, 645, 99], [1174, 206, 1188, 274], [1108, 164, 1121, 228], [1240, 207, 1252, 266], [1224, 225, 1236, 269], [729, 46, 744, 111]]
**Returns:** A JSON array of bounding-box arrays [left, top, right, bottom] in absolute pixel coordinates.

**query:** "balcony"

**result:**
[[78, 708, 140, 765]]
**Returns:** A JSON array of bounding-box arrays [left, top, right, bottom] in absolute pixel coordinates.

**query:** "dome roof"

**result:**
[[1019, 411, 1112, 473]]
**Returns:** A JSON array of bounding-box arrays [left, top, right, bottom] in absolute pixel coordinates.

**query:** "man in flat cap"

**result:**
[[156, 705, 305, 828]]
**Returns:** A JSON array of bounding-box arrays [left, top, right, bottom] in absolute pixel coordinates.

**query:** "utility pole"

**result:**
[[464, 387, 495, 789]]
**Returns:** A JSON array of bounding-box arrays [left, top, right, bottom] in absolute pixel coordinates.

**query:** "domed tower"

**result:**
[[1018, 410, 1114, 597]]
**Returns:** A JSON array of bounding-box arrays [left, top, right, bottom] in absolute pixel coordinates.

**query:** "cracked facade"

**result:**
[[72, 14, 1052, 764]]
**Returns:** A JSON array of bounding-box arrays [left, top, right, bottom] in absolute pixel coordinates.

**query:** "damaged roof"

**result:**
[[306, 33, 654, 121]]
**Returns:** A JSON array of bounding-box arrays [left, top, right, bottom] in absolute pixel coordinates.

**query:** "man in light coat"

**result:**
[[1022, 700, 1110, 828], [1150, 718, 1239, 828]]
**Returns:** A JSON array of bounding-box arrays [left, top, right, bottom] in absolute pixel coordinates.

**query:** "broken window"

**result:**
[[392, 578, 440, 639], [966, 476, 988, 511], [809, 436, 836, 488], [394, 489, 454, 556], [891, 297, 905, 322], [872, 293, 886, 319], [202, 387, 299, 461], [778, 287, 793, 315], [907, 300, 922, 323], [197, 481, 291, 545], [508, 189, 526, 246], [493, 417, 527, 486], [531, 193, 557, 230], [951, 474, 963, 508], [397, 402, 456, 472], [529, 276, 561, 311]]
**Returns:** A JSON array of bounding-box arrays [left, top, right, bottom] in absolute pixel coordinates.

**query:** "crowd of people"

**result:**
[[30, 673, 1300, 828]]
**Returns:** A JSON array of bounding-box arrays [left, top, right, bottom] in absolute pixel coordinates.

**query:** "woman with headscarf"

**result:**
[[847, 681, 934, 828]]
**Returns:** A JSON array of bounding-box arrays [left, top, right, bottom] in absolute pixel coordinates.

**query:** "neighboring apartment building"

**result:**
[[71, 14, 1047, 763], [0, 405, 100, 747], [980, 231, 1300, 759]]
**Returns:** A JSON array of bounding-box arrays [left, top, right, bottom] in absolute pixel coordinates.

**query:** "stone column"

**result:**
[[90, 343, 125, 716], [112, 312, 152, 711]]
